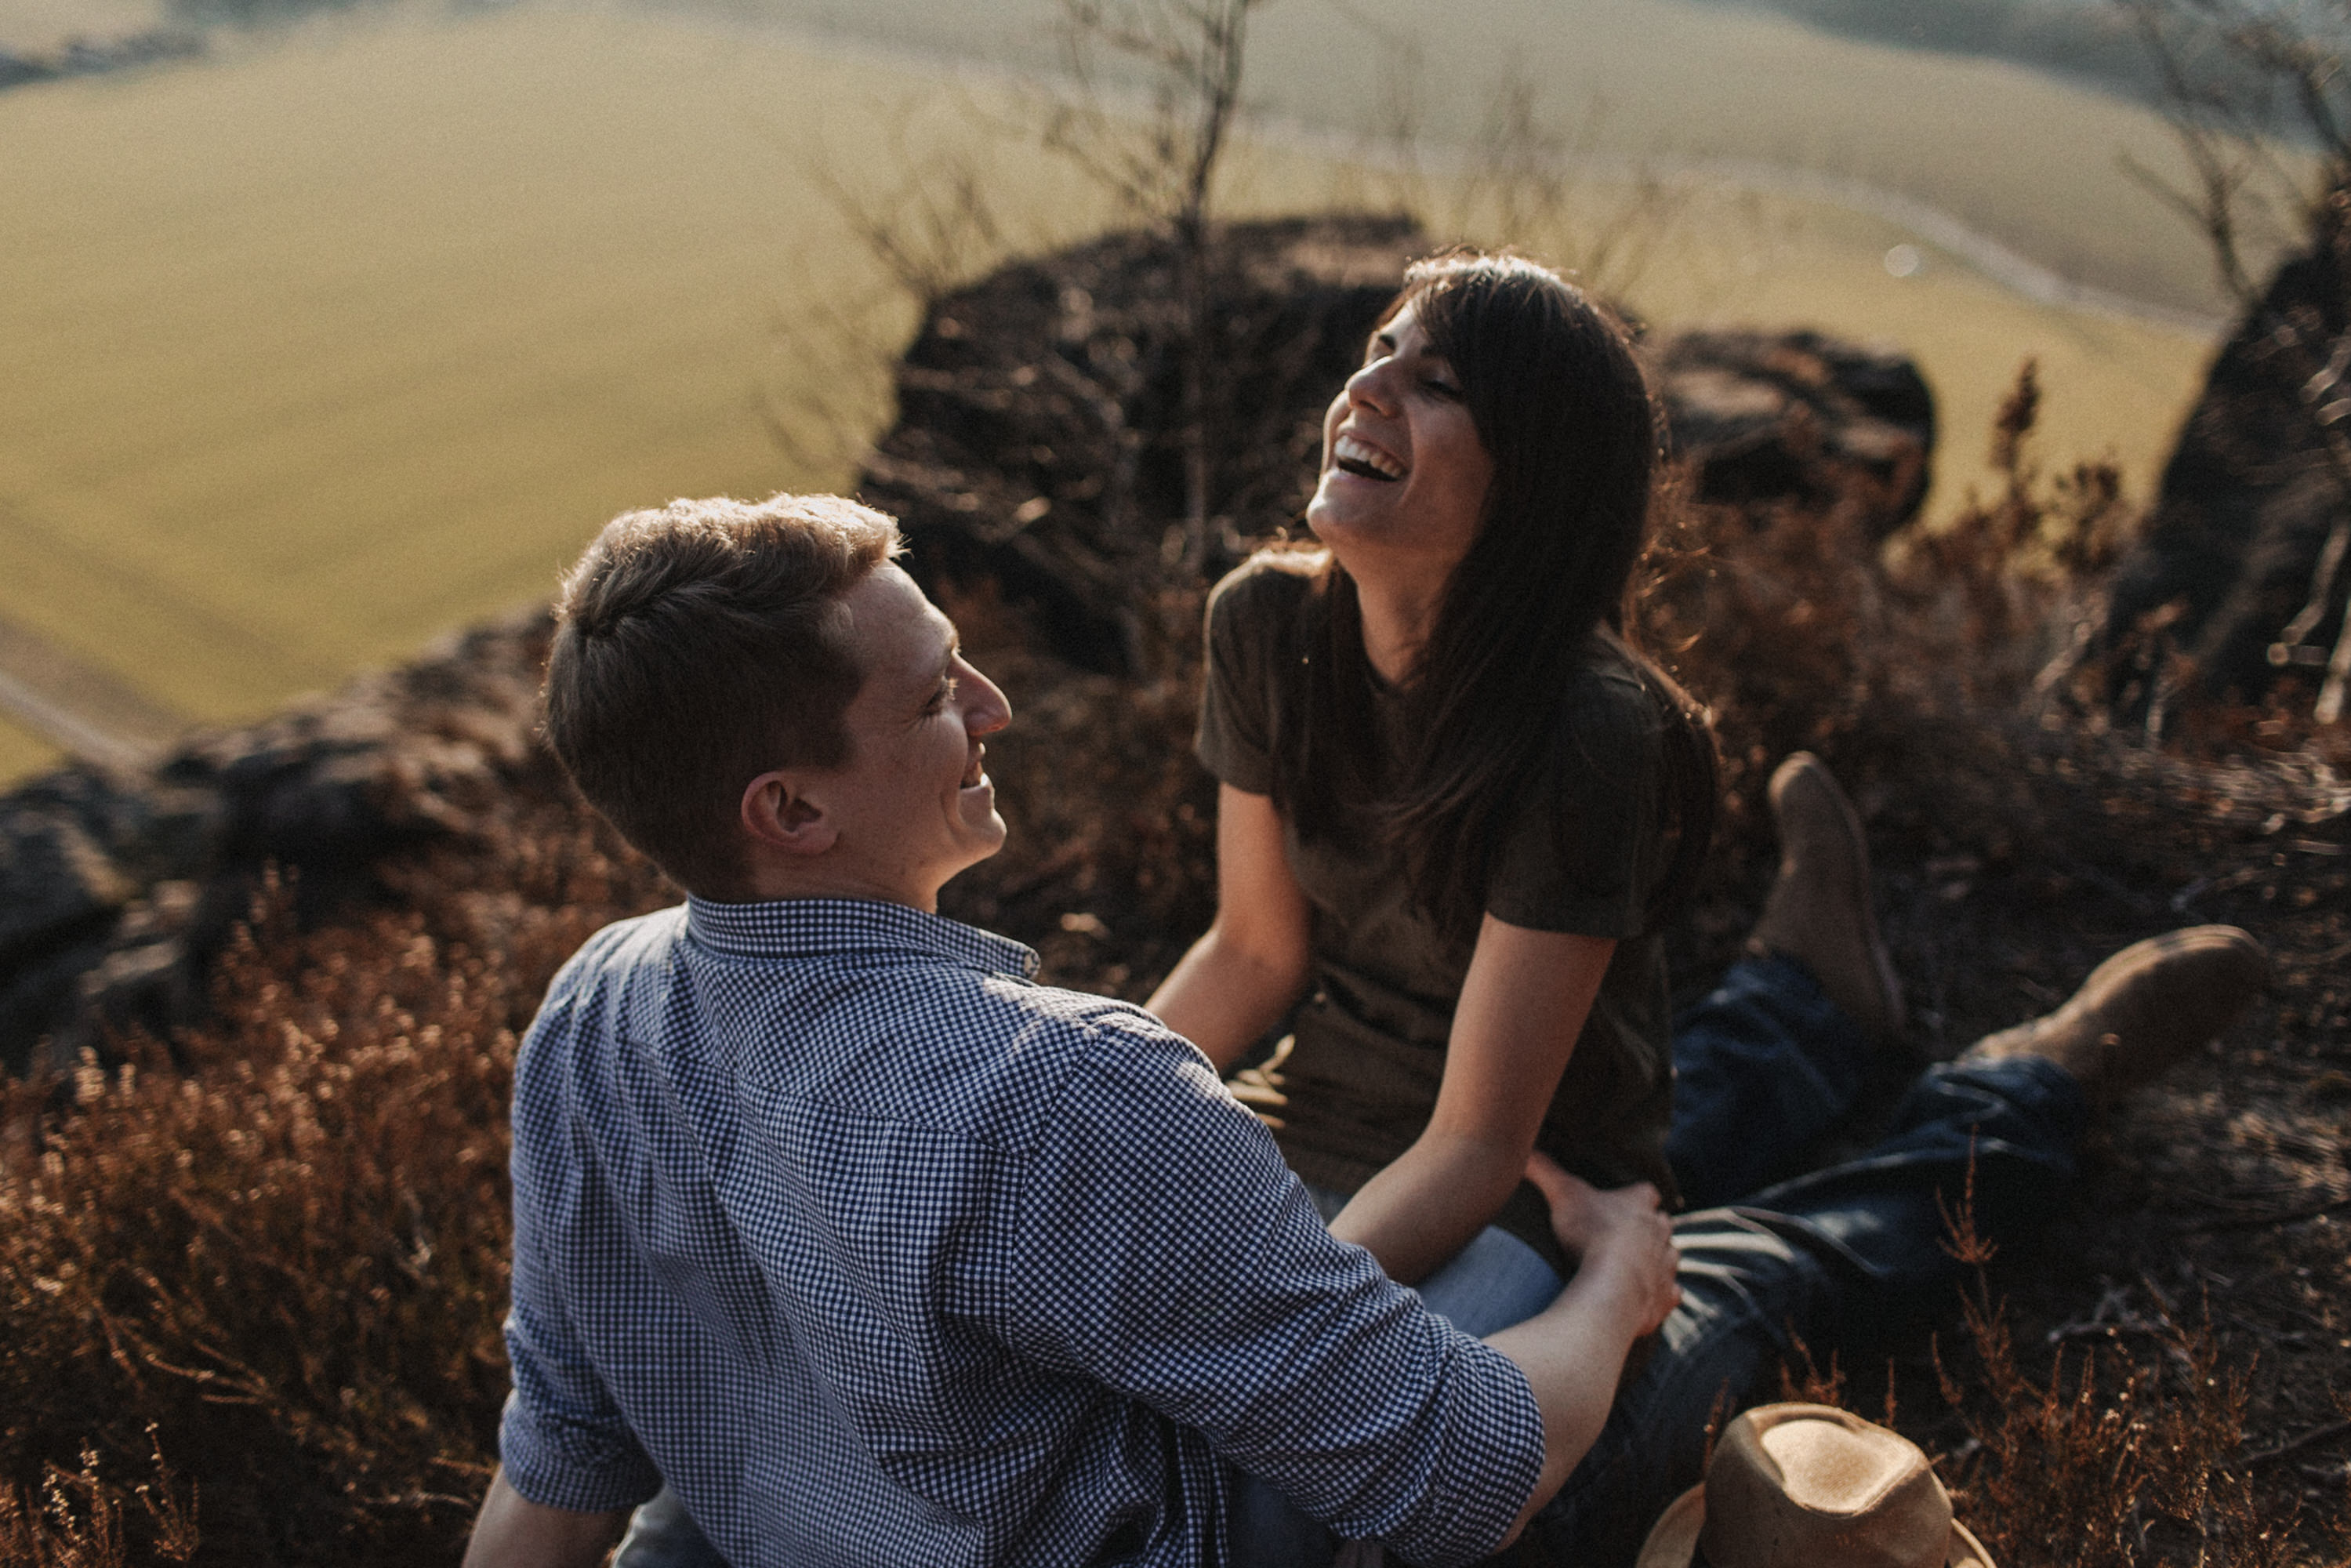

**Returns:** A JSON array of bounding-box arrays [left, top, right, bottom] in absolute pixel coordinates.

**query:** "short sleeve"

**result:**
[[1000, 1017, 1545, 1567], [1195, 561, 1308, 796], [1485, 662, 1667, 939]]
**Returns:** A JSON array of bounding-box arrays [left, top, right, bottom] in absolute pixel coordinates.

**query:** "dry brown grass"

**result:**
[[1925, 1176, 2335, 1567], [1761, 1177, 2350, 1567], [0, 815, 674, 1566]]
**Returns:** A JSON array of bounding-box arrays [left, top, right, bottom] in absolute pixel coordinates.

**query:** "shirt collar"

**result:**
[[684, 895, 1040, 980]]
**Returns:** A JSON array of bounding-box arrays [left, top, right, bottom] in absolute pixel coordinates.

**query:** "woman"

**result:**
[[1146, 249, 1899, 1333]]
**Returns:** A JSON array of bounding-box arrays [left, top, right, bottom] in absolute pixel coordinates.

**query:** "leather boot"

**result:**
[[1958, 925, 2269, 1102], [1745, 753, 1905, 1042]]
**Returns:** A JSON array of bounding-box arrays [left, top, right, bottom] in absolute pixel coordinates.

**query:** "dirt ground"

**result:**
[[1849, 724, 2351, 1554]]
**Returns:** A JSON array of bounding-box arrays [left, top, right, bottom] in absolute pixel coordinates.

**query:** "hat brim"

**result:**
[[1632, 1485, 1705, 1568], [1631, 1484, 1999, 1568]]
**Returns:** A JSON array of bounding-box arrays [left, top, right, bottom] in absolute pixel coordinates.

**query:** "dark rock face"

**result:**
[[863, 213, 1424, 674], [0, 612, 555, 1075], [1647, 328, 1936, 538], [2101, 240, 2349, 710]]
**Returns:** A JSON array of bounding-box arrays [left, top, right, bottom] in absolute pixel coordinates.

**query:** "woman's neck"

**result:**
[[1348, 564, 1446, 688]]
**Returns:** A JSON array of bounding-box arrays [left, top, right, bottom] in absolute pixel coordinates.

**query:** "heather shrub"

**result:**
[[0, 813, 673, 1566], [1644, 363, 2128, 846], [1936, 1192, 2337, 1567]]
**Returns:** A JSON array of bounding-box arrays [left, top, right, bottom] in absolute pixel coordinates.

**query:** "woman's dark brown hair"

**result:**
[[1275, 250, 1718, 942]]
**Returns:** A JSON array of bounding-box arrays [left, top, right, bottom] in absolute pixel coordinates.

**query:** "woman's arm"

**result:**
[[1146, 784, 1315, 1072], [1327, 915, 1615, 1284]]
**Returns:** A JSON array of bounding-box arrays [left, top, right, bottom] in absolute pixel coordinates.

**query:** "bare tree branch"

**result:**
[[1044, 0, 1265, 575]]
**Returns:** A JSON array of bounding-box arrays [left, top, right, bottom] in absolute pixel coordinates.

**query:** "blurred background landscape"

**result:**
[[0, 0, 2245, 779]]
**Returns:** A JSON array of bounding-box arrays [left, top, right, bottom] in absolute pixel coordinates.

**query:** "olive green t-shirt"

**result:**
[[1196, 557, 1678, 1265]]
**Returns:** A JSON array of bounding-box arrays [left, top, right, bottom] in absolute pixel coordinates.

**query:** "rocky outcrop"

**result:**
[[0, 218, 1940, 1073], [0, 612, 554, 1075], [1649, 328, 1936, 539], [2101, 221, 2351, 713], [864, 213, 1425, 674], [869, 215, 1938, 673]]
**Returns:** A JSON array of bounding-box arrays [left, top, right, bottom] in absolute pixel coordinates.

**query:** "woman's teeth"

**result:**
[[1334, 435, 1403, 481]]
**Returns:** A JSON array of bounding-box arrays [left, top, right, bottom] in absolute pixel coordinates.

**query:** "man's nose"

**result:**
[[963, 666, 1012, 735]]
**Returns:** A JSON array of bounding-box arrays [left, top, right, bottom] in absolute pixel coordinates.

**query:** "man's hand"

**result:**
[[463, 1471, 629, 1568], [1523, 1152, 1679, 1338], [1483, 1157, 1683, 1542]]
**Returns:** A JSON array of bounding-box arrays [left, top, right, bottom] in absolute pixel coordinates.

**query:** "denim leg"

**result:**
[[1667, 954, 1875, 1209], [1504, 1056, 2087, 1566], [1412, 1227, 1567, 1340], [1738, 1055, 2088, 1305], [1504, 1206, 1852, 1565], [1305, 1185, 1564, 1340]]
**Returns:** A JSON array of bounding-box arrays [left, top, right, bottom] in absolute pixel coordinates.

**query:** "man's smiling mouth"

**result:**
[[961, 746, 988, 789], [1333, 434, 1405, 482]]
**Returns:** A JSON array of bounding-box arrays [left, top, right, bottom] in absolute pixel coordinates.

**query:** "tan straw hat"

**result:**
[[1634, 1404, 1994, 1568]]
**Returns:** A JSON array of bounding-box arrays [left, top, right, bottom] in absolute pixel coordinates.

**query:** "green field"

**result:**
[[0, 2, 2221, 782]]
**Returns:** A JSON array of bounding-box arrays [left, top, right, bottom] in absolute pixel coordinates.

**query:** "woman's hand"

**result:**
[[1523, 1151, 1679, 1338]]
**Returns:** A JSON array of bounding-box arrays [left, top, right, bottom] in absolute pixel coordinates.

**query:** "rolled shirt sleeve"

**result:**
[[1001, 1016, 1547, 1566], [498, 964, 667, 1515]]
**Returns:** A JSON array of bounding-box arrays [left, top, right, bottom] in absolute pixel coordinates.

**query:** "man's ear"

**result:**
[[740, 770, 837, 858]]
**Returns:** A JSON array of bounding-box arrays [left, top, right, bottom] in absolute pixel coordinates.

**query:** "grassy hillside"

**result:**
[[0, 0, 157, 48], [638, 0, 2253, 318], [0, 2, 2215, 782], [0, 11, 1106, 724]]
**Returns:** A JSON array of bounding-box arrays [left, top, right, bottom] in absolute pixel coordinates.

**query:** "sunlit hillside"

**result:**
[[0, 0, 156, 47], [0, 1, 2219, 782], [622, 0, 2258, 317]]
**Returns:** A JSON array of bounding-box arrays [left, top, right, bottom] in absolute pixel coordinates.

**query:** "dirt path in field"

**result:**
[[0, 610, 189, 771]]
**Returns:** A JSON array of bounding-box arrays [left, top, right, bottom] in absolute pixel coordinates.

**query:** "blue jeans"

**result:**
[[1506, 957, 2084, 1565], [615, 958, 2086, 1568], [1670, 953, 1880, 1209]]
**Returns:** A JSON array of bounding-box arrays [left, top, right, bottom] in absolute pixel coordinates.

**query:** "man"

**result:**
[[467, 494, 2266, 1568], [464, 494, 1677, 1568]]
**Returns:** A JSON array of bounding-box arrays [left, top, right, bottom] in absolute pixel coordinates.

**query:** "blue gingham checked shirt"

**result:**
[[499, 897, 1544, 1567]]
